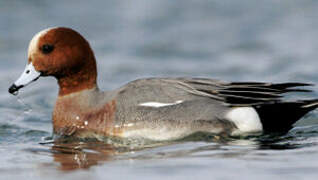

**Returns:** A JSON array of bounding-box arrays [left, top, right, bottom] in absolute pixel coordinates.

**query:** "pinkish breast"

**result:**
[[53, 98, 123, 138]]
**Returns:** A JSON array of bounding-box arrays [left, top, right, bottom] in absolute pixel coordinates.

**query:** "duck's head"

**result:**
[[9, 27, 97, 96]]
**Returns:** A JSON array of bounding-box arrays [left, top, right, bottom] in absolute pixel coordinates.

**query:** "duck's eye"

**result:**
[[41, 44, 54, 54]]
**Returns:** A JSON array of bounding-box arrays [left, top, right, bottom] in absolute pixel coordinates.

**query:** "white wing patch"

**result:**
[[225, 107, 263, 134], [139, 100, 183, 108]]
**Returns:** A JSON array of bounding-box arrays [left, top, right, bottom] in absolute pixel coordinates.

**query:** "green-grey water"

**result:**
[[1, 0, 318, 179]]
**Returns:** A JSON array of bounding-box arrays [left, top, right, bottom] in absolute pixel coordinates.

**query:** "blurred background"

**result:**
[[2, 0, 318, 89], [1, 0, 318, 179]]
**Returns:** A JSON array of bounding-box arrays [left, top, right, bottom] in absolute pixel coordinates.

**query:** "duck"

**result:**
[[8, 27, 318, 141]]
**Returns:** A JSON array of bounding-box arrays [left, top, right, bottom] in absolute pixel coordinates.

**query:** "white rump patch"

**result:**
[[225, 107, 263, 134], [139, 100, 183, 108]]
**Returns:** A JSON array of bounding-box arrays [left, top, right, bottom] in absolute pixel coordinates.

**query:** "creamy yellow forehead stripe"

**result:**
[[28, 28, 53, 57]]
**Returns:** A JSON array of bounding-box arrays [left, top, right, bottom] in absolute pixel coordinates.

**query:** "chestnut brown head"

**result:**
[[9, 27, 97, 96]]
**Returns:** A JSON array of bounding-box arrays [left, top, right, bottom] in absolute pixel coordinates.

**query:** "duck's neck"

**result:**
[[58, 75, 97, 96], [57, 55, 97, 96]]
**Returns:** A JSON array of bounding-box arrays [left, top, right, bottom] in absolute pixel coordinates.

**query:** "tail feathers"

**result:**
[[269, 82, 313, 89], [300, 99, 318, 109], [254, 99, 318, 133]]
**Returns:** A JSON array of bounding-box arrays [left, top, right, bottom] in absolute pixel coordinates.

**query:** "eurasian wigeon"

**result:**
[[8, 27, 318, 141]]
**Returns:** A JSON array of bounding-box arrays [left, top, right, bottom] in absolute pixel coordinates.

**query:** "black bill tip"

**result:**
[[8, 84, 23, 95]]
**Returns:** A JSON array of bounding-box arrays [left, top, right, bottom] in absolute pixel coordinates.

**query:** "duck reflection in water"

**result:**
[[48, 141, 118, 171], [46, 137, 164, 171], [42, 132, 302, 171]]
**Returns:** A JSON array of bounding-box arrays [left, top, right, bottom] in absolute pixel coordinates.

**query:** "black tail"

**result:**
[[253, 99, 318, 133]]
